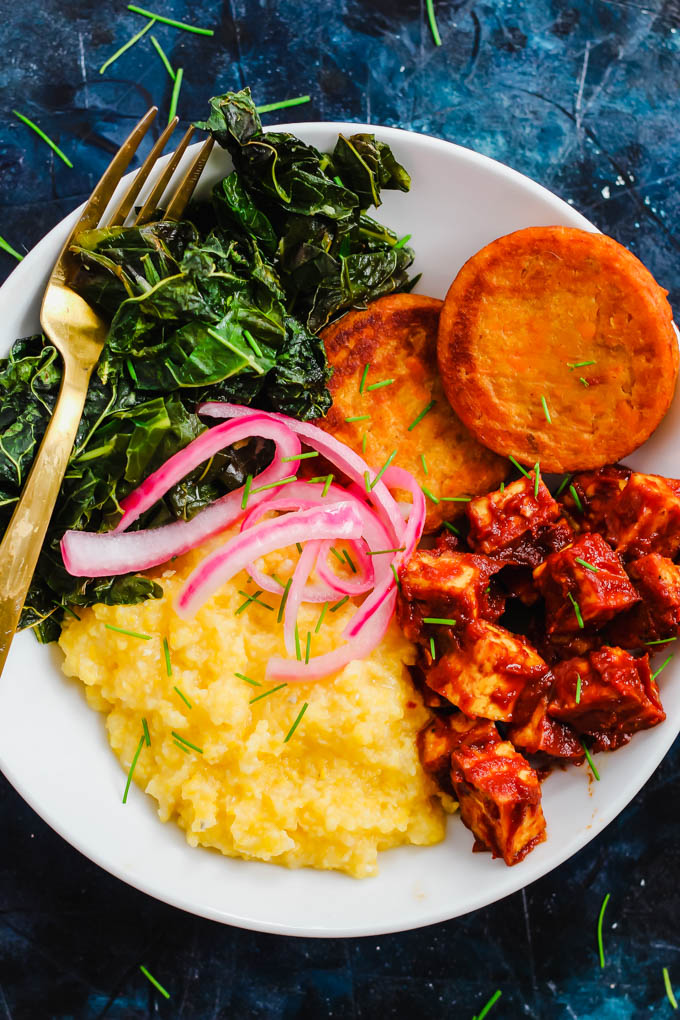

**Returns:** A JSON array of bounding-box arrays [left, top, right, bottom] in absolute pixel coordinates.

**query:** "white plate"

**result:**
[[1, 123, 678, 938]]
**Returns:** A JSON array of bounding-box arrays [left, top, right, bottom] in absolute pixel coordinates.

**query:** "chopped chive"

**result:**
[[361, 431, 368, 454], [172, 738, 190, 754], [122, 735, 145, 803], [580, 377, 590, 387], [315, 602, 329, 633], [430, 636, 436, 660], [329, 546, 345, 564], [150, 34, 175, 79], [597, 892, 610, 967], [277, 577, 293, 624], [541, 395, 552, 424], [359, 363, 370, 394], [126, 357, 138, 384], [425, 0, 442, 45], [99, 17, 155, 74], [646, 637, 677, 646], [330, 595, 350, 612], [440, 495, 472, 502], [241, 474, 253, 511], [364, 470, 371, 494], [250, 475, 298, 494], [345, 414, 371, 423], [105, 623, 152, 641], [343, 549, 357, 573], [407, 400, 436, 431], [476, 990, 502, 1020], [243, 329, 263, 358], [664, 967, 678, 1010], [333, 174, 343, 186], [282, 451, 319, 462], [575, 673, 582, 704], [167, 66, 184, 123], [508, 455, 530, 477], [295, 622, 302, 661], [62, 604, 81, 621], [139, 965, 170, 999], [322, 473, 333, 497], [442, 521, 461, 536], [235, 671, 261, 687], [423, 617, 457, 626], [371, 449, 397, 489], [256, 95, 311, 114], [128, 4, 214, 34], [500, 482, 505, 493], [391, 563, 401, 590], [368, 547, 406, 556], [423, 487, 440, 504], [575, 557, 599, 572], [393, 233, 412, 250], [568, 592, 585, 629], [421, 453, 428, 475], [483, 585, 491, 594], [237, 589, 274, 611], [142, 718, 151, 746], [305, 631, 312, 664], [171, 731, 203, 754], [0, 235, 23, 261], [284, 702, 309, 742], [534, 462, 540, 499], [569, 484, 583, 511], [366, 378, 395, 392], [555, 474, 571, 496], [271, 573, 285, 586], [567, 360, 596, 369], [162, 636, 172, 676], [250, 682, 288, 705], [652, 654, 673, 681], [309, 476, 329, 484], [582, 740, 600, 781], [173, 686, 192, 709], [13, 110, 73, 167], [296, 542, 303, 554]]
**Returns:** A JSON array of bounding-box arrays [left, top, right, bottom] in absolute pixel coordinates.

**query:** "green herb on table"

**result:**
[[474, 989, 502, 1020], [663, 967, 678, 1010], [99, 18, 155, 75], [597, 892, 610, 967], [425, 0, 442, 45], [0, 235, 23, 261], [256, 95, 311, 114], [150, 35, 175, 79], [128, 4, 214, 34], [13, 110, 73, 167], [167, 65, 184, 124], [139, 965, 170, 999]]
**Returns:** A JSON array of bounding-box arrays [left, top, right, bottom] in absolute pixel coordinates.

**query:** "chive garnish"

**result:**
[[249, 683, 287, 704], [277, 577, 292, 624], [425, 0, 442, 45], [423, 487, 439, 504], [330, 546, 345, 564], [555, 473, 571, 496], [162, 636, 172, 676], [407, 400, 436, 431], [243, 329, 263, 358], [500, 482, 505, 493], [309, 476, 329, 484], [284, 702, 309, 742], [296, 542, 303, 554], [282, 451, 319, 462], [13, 110, 73, 167], [295, 622, 302, 661], [105, 623, 152, 641], [322, 473, 333, 497], [442, 521, 461, 536], [345, 414, 370, 423], [423, 617, 457, 626], [430, 636, 436, 660], [172, 739, 190, 754], [541, 395, 552, 424], [122, 735, 145, 803], [646, 637, 677, 646], [440, 495, 472, 502], [171, 731, 203, 754], [173, 686, 192, 709], [99, 18, 155, 75], [343, 549, 357, 573], [597, 893, 610, 967], [256, 95, 311, 114], [580, 377, 590, 387], [139, 965, 170, 999], [569, 484, 583, 511], [508, 455, 530, 477], [150, 35, 175, 79], [330, 596, 350, 612], [371, 449, 397, 489], [663, 967, 678, 1010], [567, 360, 596, 369], [534, 462, 540, 499], [127, 4, 214, 34], [250, 475, 297, 494], [315, 603, 329, 633], [368, 547, 406, 555], [652, 654, 673, 681], [476, 989, 502, 1020], [305, 631, 312, 664], [241, 474, 253, 511], [235, 589, 274, 615], [391, 563, 401, 590], [582, 740, 600, 781], [575, 673, 582, 704], [568, 592, 584, 629], [364, 470, 371, 494], [62, 604, 81, 621], [393, 233, 412, 250], [0, 235, 23, 261], [366, 378, 395, 392], [359, 363, 370, 394], [421, 453, 428, 475], [361, 431, 368, 454], [575, 557, 599, 572], [235, 671, 261, 687], [142, 717, 151, 746]]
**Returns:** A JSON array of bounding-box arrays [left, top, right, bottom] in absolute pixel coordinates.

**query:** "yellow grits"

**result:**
[[59, 534, 451, 877]]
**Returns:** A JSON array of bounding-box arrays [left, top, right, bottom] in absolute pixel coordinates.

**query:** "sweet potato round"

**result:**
[[318, 293, 508, 532], [437, 226, 678, 473]]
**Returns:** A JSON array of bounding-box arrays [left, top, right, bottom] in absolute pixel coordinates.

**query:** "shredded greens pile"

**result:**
[[0, 88, 416, 642]]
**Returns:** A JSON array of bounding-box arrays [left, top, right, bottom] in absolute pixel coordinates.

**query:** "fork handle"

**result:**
[[0, 356, 92, 674]]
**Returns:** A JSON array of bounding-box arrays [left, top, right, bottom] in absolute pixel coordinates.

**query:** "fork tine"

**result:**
[[134, 124, 195, 225], [163, 137, 215, 222], [106, 116, 179, 227], [74, 107, 158, 236]]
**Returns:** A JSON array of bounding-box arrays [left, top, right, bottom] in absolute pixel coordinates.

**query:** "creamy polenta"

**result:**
[[59, 534, 451, 877]]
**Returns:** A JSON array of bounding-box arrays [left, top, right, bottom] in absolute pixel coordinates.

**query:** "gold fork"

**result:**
[[0, 107, 215, 675]]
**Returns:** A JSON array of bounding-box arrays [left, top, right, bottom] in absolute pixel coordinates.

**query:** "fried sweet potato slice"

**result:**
[[317, 293, 507, 531], [438, 227, 678, 472]]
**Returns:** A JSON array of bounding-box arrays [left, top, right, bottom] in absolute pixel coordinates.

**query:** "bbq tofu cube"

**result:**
[[606, 472, 680, 561], [533, 533, 638, 634], [507, 691, 585, 760], [466, 474, 573, 567], [448, 721, 546, 865], [397, 545, 504, 644], [548, 647, 665, 751], [425, 619, 550, 722], [607, 554, 680, 647], [561, 465, 631, 537]]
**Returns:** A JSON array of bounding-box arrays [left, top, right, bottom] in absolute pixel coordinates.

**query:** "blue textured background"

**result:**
[[1, 1, 679, 1016]]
